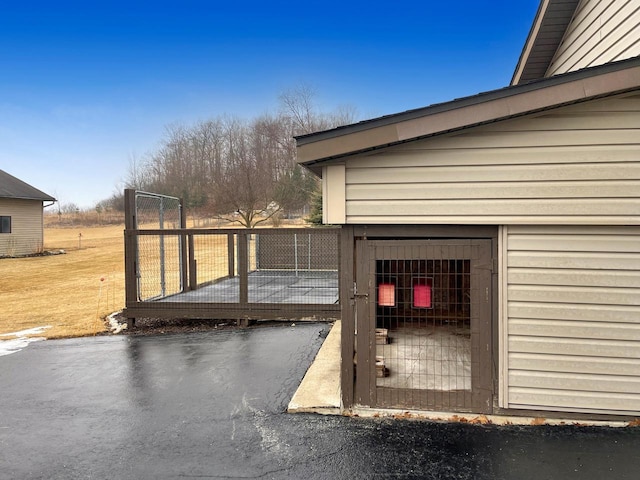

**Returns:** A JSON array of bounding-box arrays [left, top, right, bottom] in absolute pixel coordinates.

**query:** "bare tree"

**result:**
[[206, 117, 283, 227], [279, 83, 319, 135], [273, 164, 318, 214], [124, 153, 147, 190], [103, 85, 359, 227]]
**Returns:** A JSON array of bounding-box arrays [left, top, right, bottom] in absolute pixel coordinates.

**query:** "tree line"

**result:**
[[100, 86, 355, 227]]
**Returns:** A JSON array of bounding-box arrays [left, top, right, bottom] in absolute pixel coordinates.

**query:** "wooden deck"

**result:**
[[157, 270, 339, 304]]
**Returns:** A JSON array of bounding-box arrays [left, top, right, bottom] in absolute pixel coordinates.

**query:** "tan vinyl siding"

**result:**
[[547, 0, 640, 77], [503, 225, 640, 415], [0, 198, 45, 256], [323, 165, 346, 224], [342, 93, 640, 225]]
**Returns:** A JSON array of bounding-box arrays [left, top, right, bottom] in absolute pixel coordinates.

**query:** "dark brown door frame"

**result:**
[[341, 225, 497, 413]]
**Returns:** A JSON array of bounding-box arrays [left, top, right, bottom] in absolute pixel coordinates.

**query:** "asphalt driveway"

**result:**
[[1, 323, 639, 479]]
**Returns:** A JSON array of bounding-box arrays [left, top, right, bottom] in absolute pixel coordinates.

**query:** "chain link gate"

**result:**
[[133, 191, 184, 301]]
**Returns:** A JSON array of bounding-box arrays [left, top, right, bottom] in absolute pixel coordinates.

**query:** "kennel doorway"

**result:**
[[354, 239, 493, 413]]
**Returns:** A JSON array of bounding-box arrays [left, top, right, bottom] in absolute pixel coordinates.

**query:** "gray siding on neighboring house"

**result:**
[[338, 93, 640, 225], [0, 198, 45, 256], [501, 225, 640, 415], [547, 0, 640, 76]]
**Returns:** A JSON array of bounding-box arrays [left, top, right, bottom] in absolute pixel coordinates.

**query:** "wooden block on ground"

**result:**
[[375, 328, 389, 344], [376, 355, 389, 377]]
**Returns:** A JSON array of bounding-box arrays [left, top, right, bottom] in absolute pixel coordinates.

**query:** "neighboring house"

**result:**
[[0, 169, 56, 257], [297, 0, 640, 419]]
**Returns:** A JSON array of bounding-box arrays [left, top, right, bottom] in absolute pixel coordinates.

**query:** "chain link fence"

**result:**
[[124, 189, 341, 321], [135, 192, 182, 229]]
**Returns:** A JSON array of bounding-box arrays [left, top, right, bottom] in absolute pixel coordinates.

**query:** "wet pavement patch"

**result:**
[[1, 323, 639, 479]]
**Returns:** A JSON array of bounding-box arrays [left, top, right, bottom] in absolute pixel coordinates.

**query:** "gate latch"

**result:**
[[352, 282, 368, 299]]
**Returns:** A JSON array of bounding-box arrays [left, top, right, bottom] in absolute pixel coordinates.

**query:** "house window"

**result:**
[[0, 216, 11, 233]]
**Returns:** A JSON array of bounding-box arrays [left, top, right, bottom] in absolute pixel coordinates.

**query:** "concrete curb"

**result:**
[[288, 320, 342, 414]]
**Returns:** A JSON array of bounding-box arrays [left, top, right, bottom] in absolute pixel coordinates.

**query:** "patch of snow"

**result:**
[[0, 326, 52, 338], [0, 326, 51, 356], [107, 311, 127, 334]]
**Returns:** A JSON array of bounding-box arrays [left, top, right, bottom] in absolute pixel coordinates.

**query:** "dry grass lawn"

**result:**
[[0, 224, 125, 339]]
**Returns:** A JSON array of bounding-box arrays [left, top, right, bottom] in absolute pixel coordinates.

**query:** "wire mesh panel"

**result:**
[[188, 233, 238, 303], [256, 231, 339, 271], [364, 240, 491, 412], [134, 192, 183, 301], [248, 231, 339, 304], [138, 234, 183, 301], [135, 192, 181, 229]]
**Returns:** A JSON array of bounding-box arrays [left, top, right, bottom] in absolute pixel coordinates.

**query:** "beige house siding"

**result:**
[[323, 165, 346, 224], [501, 225, 640, 415], [547, 0, 640, 77], [341, 93, 640, 225], [0, 198, 45, 256]]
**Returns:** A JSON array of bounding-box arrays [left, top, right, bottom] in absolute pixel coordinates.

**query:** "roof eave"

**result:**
[[511, 0, 580, 86], [6, 194, 57, 202], [297, 58, 640, 171]]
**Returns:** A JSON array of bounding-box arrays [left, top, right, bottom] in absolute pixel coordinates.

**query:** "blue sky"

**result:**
[[0, 1, 540, 208]]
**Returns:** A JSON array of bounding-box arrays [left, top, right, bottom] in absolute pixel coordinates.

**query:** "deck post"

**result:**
[[188, 234, 196, 290], [180, 198, 188, 292], [227, 233, 235, 277], [238, 231, 248, 306], [123, 189, 139, 326], [340, 225, 355, 409], [236, 231, 252, 327]]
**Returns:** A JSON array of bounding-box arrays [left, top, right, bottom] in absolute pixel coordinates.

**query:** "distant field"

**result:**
[[0, 224, 125, 339]]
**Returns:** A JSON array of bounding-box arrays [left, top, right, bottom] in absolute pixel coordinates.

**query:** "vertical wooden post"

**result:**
[[123, 189, 138, 328], [354, 235, 372, 406], [188, 234, 196, 290], [340, 225, 355, 410], [473, 239, 494, 414], [238, 231, 248, 306], [227, 233, 235, 278], [179, 198, 188, 293]]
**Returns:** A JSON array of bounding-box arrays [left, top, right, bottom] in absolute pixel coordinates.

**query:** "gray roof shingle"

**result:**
[[0, 169, 56, 202]]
